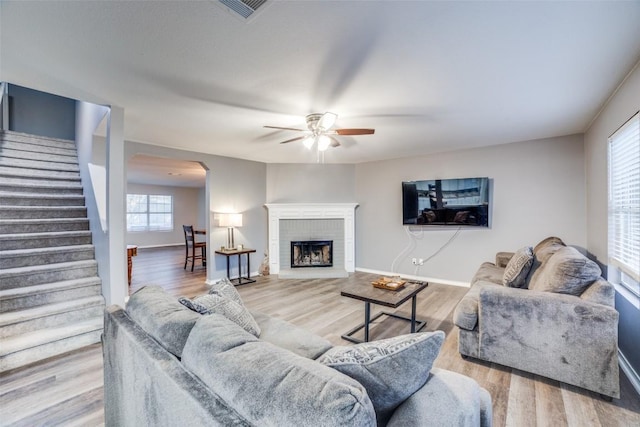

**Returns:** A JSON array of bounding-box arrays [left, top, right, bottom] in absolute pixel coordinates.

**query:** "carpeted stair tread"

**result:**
[[0, 317, 103, 357], [0, 277, 102, 301], [0, 147, 79, 164], [0, 259, 97, 276], [0, 218, 89, 233], [0, 191, 85, 206], [0, 244, 95, 257], [0, 295, 104, 327], [0, 138, 77, 156], [0, 130, 76, 150], [0, 244, 95, 268], [0, 165, 81, 179], [0, 230, 92, 241], [0, 206, 88, 220]]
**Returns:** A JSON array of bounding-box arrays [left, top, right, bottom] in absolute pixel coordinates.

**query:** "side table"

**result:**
[[214, 248, 256, 285]]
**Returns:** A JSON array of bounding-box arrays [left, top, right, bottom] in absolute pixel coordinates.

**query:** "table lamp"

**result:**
[[219, 213, 242, 250]]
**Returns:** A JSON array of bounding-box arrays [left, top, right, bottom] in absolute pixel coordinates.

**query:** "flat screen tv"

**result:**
[[402, 177, 490, 227]]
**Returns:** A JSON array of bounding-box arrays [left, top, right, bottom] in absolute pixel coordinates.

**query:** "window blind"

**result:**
[[608, 112, 640, 283]]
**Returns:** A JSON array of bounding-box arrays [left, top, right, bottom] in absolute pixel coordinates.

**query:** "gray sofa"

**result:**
[[103, 285, 493, 426], [453, 237, 619, 399]]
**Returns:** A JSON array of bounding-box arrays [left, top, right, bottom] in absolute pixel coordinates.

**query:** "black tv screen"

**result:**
[[402, 177, 490, 227]]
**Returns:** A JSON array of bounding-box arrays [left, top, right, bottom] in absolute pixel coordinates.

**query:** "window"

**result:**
[[608, 112, 640, 297], [126, 194, 173, 232]]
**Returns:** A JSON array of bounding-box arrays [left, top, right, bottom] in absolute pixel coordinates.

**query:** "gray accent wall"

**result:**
[[585, 62, 640, 376], [355, 134, 587, 283], [8, 84, 76, 140]]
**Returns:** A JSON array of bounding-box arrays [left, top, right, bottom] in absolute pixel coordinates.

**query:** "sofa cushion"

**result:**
[[533, 236, 565, 254], [126, 286, 201, 358], [502, 246, 534, 288], [317, 331, 444, 425], [386, 368, 492, 427], [179, 293, 261, 337], [182, 314, 376, 427], [208, 277, 243, 304], [526, 241, 566, 289], [470, 261, 504, 286], [529, 246, 602, 296], [251, 311, 332, 359]]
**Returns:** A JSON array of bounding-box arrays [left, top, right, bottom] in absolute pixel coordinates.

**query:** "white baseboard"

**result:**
[[355, 267, 470, 288], [619, 349, 640, 397]]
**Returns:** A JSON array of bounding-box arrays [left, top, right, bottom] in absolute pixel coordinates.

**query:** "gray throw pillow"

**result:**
[[502, 246, 534, 288], [208, 277, 243, 305], [317, 331, 445, 425], [179, 292, 261, 337], [529, 246, 602, 296]]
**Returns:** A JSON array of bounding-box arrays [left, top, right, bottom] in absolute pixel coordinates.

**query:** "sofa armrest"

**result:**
[[477, 286, 620, 398], [386, 368, 492, 427], [495, 252, 514, 268]]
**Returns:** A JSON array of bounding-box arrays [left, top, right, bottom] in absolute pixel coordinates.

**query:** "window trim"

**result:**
[[126, 193, 174, 232]]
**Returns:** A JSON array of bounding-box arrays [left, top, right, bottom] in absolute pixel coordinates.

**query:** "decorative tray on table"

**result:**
[[371, 277, 406, 291]]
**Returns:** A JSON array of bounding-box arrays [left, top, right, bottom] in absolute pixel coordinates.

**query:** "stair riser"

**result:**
[[0, 174, 81, 187], [0, 165, 80, 179], [0, 220, 89, 234], [0, 207, 87, 219], [0, 139, 77, 157], [0, 304, 103, 339], [0, 148, 78, 165], [0, 235, 92, 250], [0, 157, 79, 172], [0, 248, 95, 269], [0, 132, 76, 150], [1, 284, 102, 312], [0, 265, 98, 290], [0, 329, 101, 373], [0, 184, 83, 195], [0, 196, 85, 207]]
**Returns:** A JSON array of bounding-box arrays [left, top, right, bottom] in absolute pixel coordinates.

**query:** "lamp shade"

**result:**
[[219, 213, 243, 227]]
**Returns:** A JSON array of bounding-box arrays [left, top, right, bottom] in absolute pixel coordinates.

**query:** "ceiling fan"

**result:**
[[264, 112, 375, 151]]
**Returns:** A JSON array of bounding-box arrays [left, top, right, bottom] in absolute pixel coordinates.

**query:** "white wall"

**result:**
[[126, 183, 202, 247], [355, 134, 586, 283], [266, 163, 356, 203], [584, 61, 640, 375]]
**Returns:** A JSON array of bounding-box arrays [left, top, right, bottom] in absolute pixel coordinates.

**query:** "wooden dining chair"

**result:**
[[182, 225, 206, 271]]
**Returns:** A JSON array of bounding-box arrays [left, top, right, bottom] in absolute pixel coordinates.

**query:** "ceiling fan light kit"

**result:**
[[265, 111, 375, 161]]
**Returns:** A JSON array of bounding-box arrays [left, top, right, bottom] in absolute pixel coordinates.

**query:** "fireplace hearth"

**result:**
[[291, 240, 333, 268]]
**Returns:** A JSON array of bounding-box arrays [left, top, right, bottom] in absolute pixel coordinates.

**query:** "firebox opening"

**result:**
[[291, 240, 333, 268]]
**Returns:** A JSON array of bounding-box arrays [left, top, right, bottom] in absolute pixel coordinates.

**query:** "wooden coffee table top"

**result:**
[[340, 280, 429, 308]]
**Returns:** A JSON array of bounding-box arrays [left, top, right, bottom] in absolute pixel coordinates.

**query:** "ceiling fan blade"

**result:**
[[317, 112, 338, 130], [279, 136, 306, 144], [264, 125, 306, 132], [335, 128, 375, 135]]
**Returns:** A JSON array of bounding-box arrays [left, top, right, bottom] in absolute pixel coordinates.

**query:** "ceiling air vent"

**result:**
[[218, 0, 268, 19]]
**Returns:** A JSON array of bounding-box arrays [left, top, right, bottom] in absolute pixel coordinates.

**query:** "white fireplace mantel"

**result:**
[[265, 203, 358, 275]]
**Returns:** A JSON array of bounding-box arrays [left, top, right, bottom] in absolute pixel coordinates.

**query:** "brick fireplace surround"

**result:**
[[265, 203, 358, 279]]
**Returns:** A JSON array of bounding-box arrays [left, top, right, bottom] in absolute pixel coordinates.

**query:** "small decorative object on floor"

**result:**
[[259, 253, 270, 276], [372, 276, 406, 291]]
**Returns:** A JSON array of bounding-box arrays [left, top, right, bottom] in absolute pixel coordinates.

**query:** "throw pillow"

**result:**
[[208, 277, 243, 305], [502, 246, 534, 288], [317, 331, 444, 425], [179, 293, 261, 337], [529, 246, 602, 296]]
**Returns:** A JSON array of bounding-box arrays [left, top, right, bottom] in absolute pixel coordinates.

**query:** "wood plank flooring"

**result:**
[[1, 246, 639, 426]]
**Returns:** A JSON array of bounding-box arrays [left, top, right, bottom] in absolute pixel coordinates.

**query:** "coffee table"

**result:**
[[340, 280, 429, 343]]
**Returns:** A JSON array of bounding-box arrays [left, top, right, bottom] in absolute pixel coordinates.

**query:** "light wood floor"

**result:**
[[1, 246, 639, 426]]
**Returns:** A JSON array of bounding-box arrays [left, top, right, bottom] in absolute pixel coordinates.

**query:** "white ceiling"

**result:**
[[2, 1, 640, 164], [127, 155, 206, 188]]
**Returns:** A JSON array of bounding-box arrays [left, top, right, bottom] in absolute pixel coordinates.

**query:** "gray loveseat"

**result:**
[[104, 285, 493, 426], [453, 237, 619, 399]]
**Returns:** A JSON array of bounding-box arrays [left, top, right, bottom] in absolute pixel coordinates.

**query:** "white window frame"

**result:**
[[126, 194, 174, 232], [608, 111, 640, 303]]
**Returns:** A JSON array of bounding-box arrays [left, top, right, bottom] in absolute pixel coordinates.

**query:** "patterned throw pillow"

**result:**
[[317, 331, 444, 424], [502, 246, 534, 288], [208, 277, 244, 305], [179, 286, 261, 337]]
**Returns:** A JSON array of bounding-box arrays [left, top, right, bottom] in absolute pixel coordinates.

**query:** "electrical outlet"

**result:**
[[412, 258, 417, 265]]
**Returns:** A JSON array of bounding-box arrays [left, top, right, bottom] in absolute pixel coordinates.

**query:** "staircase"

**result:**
[[0, 130, 104, 373]]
